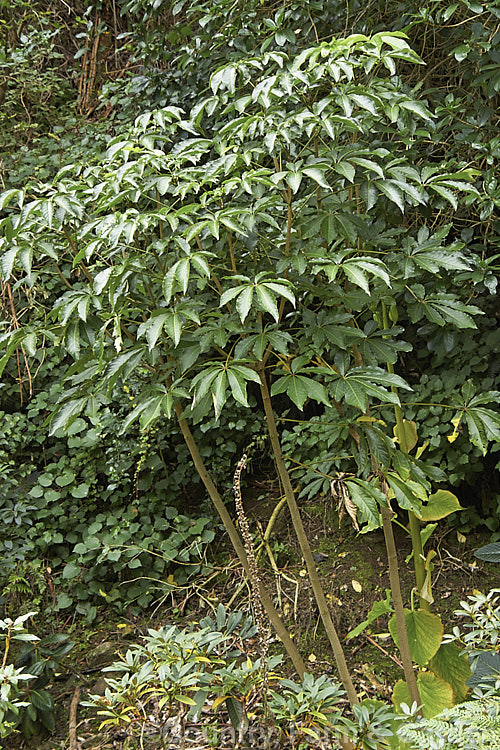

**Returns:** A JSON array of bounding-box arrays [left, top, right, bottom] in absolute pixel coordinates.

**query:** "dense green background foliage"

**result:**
[[0, 1, 499, 746], [0, 0, 498, 618]]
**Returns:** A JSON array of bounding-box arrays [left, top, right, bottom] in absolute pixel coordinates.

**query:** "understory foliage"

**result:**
[[0, 0, 499, 744], [88, 596, 500, 749]]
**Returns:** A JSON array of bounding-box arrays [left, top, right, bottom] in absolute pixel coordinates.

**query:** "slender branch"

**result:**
[[381, 506, 422, 713], [173, 401, 306, 678], [381, 302, 429, 611], [257, 362, 358, 706]]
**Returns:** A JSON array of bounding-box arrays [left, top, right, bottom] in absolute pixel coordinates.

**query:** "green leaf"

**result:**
[[164, 312, 182, 347], [417, 490, 462, 522], [271, 374, 308, 410], [393, 672, 453, 718], [286, 171, 303, 193], [137, 312, 169, 350], [302, 167, 331, 189], [94, 267, 113, 295], [346, 590, 393, 639], [226, 696, 243, 730], [429, 643, 471, 702], [377, 180, 405, 212], [227, 368, 249, 406], [344, 480, 383, 532], [62, 562, 81, 579], [65, 320, 81, 359], [219, 286, 244, 307], [386, 473, 425, 513], [235, 285, 254, 323], [399, 100, 432, 120], [428, 184, 458, 210], [211, 370, 227, 419], [389, 609, 443, 666], [474, 542, 500, 563], [334, 161, 355, 183], [343, 262, 370, 294], [49, 398, 87, 436], [256, 285, 279, 321], [1, 246, 19, 279], [263, 282, 296, 307]]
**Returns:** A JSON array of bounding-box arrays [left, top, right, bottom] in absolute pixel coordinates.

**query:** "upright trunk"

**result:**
[[257, 364, 358, 707], [174, 402, 306, 678], [381, 506, 421, 711]]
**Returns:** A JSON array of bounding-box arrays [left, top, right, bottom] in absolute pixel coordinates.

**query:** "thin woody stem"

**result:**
[[173, 401, 306, 678], [257, 362, 358, 706]]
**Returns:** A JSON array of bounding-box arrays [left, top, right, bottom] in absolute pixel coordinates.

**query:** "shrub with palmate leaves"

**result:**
[[1, 31, 497, 516]]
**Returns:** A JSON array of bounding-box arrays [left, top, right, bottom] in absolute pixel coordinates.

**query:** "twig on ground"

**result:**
[[69, 686, 81, 750]]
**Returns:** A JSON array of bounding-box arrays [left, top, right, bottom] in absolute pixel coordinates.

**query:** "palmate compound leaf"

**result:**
[[393, 672, 453, 719], [270, 374, 330, 410], [219, 278, 295, 323], [389, 609, 443, 667], [191, 362, 260, 417], [326, 367, 411, 411], [407, 293, 483, 329], [464, 407, 500, 455]]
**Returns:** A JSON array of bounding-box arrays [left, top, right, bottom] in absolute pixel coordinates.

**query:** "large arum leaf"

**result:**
[[389, 609, 443, 666], [429, 643, 471, 701], [417, 490, 462, 522], [393, 672, 453, 718]]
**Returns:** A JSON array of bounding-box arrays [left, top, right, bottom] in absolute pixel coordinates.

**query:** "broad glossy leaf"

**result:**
[[389, 609, 443, 666], [417, 490, 462, 522], [393, 672, 453, 718], [429, 643, 471, 701]]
